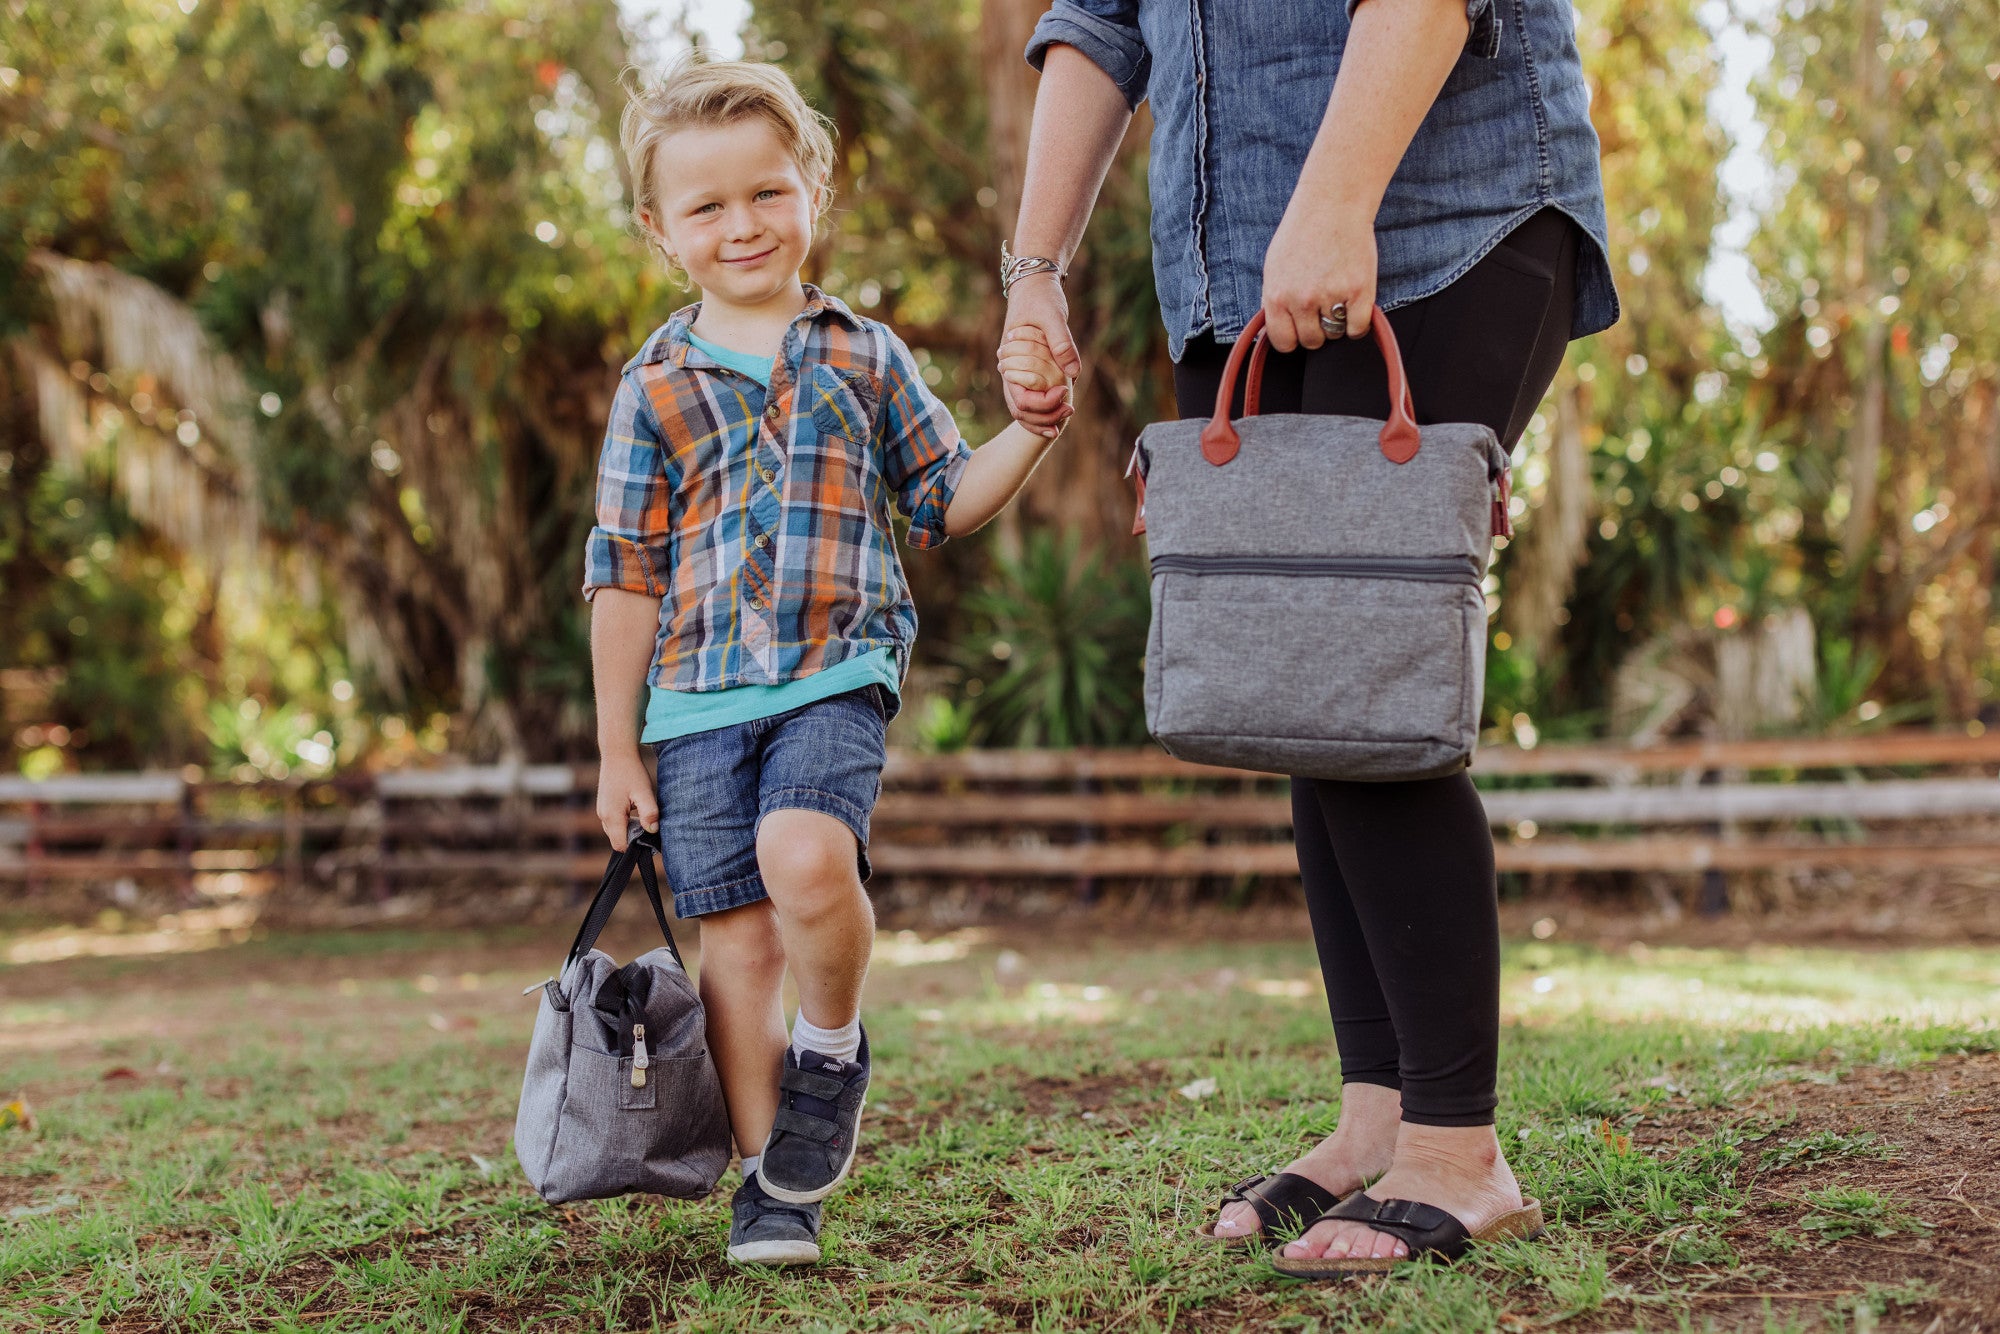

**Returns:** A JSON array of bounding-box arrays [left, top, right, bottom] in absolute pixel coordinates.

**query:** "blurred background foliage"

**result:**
[[1, 0, 1997, 775]]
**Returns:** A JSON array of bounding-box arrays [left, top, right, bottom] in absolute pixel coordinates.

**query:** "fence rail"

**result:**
[[4, 730, 1999, 894]]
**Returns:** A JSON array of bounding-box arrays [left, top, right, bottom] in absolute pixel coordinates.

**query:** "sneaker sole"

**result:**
[[757, 1096, 864, 1206], [726, 1238, 821, 1266]]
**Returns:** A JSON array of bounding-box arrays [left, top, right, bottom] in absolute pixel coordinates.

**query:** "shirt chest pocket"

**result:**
[[807, 365, 879, 444]]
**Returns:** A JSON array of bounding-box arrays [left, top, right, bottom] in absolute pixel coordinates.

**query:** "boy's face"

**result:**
[[644, 118, 822, 308]]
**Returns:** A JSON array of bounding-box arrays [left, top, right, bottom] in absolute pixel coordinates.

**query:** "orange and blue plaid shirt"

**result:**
[[583, 287, 971, 692]]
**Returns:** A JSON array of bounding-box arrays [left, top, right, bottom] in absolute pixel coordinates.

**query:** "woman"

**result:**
[[1001, 0, 1618, 1274]]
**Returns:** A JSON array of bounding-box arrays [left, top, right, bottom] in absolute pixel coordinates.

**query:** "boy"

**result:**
[[587, 54, 1067, 1267]]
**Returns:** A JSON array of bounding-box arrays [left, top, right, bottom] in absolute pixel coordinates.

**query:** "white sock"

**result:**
[[740, 1154, 760, 1180], [790, 1011, 862, 1064]]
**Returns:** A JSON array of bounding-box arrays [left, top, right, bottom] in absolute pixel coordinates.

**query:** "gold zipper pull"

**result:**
[[630, 1023, 649, 1088]]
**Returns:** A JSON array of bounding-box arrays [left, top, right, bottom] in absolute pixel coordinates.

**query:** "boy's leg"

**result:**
[[750, 688, 887, 1203], [756, 809, 874, 1038], [691, 899, 789, 1159]]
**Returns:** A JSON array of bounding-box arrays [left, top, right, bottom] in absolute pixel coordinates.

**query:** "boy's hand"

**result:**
[[997, 324, 1070, 395], [596, 750, 659, 851]]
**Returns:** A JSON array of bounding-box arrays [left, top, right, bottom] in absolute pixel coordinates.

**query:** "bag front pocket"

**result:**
[[1150, 554, 1483, 749]]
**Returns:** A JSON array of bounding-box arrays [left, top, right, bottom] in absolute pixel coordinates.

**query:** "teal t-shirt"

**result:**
[[641, 329, 899, 743], [685, 328, 776, 385]]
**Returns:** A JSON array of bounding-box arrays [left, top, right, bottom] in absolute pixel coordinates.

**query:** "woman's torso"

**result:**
[[1034, 0, 1619, 357]]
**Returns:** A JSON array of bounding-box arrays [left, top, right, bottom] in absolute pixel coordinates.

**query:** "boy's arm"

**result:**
[[942, 422, 1059, 538], [583, 373, 675, 850], [591, 589, 663, 850]]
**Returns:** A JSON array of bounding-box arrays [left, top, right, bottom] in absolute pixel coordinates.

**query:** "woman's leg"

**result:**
[[1178, 344, 1403, 1239], [1285, 208, 1581, 1260], [1208, 783, 1401, 1237]]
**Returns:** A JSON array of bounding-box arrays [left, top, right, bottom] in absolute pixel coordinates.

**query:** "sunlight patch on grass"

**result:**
[[2, 903, 261, 965], [1502, 942, 2000, 1030]]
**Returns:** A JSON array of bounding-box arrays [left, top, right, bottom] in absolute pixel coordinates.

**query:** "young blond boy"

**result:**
[[586, 54, 1064, 1265]]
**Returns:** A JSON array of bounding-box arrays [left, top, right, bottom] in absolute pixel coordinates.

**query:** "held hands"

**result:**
[[1261, 201, 1378, 353], [997, 323, 1072, 440], [1000, 273, 1077, 437], [596, 749, 658, 852]]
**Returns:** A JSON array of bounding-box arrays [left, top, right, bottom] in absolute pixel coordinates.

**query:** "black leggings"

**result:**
[[1173, 207, 1580, 1126]]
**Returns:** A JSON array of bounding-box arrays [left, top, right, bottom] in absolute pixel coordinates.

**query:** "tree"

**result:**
[[1747, 0, 2000, 717]]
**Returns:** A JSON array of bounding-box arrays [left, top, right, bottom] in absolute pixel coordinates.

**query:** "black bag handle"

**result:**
[[564, 826, 685, 974]]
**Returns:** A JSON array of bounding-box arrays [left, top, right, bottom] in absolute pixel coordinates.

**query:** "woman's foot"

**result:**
[[1282, 1123, 1523, 1262], [1209, 1083, 1400, 1241]]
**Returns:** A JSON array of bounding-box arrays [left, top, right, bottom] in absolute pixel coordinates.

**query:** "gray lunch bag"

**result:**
[[1131, 307, 1513, 782], [514, 828, 731, 1203]]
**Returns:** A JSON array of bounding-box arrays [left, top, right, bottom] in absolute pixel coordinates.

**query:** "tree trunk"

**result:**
[[1501, 373, 1592, 657], [1842, 0, 1889, 564], [978, 0, 1131, 555]]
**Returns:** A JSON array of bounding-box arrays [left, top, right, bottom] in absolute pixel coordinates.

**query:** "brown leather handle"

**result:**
[[1200, 307, 1422, 466]]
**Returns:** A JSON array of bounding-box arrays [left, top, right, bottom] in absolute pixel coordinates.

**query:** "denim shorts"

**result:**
[[651, 686, 891, 918]]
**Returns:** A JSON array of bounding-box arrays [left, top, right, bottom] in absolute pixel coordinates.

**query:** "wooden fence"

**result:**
[[5, 730, 2000, 896]]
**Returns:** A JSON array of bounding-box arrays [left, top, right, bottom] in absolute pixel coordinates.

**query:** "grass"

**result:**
[[1, 923, 1996, 1331]]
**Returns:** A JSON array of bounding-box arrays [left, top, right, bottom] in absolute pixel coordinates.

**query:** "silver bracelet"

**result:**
[[1001, 240, 1064, 297]]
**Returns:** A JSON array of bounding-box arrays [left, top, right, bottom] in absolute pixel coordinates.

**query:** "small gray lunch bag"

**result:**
[[514, 829, 730, 1203], [1131, 307, 1513, 782]]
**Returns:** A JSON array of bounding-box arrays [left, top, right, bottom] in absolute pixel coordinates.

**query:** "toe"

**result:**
[[1212, 1202, 1260, 1237], [1284, 1219, 1336, 1259]]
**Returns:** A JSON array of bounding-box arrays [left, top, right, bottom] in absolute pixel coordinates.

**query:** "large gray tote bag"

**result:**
[[514, 829, 730, 1203], [1132, 307, 1513, 781]]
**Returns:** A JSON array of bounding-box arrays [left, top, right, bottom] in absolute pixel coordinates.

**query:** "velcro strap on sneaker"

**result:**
[[771, 1106, 838, 1142], [780, 1067, 850, 1101]]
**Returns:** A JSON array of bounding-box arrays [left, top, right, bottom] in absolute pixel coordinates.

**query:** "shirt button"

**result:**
[[755, 534, 769, 549], [751, 595, 766, 610], [758, 466, 774, 484], [765, 402, 782, 421]]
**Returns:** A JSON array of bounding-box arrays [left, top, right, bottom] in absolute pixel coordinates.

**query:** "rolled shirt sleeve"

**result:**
[[1025, 1, 1151, 111], [1348, 0, 1501, 59], [582, 375, 674, 601], [876, 332, 972, 551]]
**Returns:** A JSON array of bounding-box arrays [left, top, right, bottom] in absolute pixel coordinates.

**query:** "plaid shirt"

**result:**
[[583, 287, 971, 692]]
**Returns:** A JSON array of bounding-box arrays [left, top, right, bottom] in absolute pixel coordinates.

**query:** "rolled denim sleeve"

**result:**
[[582, 375, 674, 601], [1025, 1, 1151, 111], [876, 334, 971, 551], [1348, 0, 1501, 59]]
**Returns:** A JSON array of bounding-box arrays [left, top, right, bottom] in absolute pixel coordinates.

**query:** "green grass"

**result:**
[[1, 928, 1994, 1331]]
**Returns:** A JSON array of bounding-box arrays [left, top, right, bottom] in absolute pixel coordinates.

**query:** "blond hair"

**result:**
[[620, 52, 837, 249]]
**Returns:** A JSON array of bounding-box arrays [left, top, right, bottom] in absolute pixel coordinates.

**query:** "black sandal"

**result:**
[[1195, 1172, 1351, 1247], [1269, 1192, 1545, 1277]]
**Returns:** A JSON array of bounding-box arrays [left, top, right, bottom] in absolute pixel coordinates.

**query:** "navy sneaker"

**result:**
[[756, 1029, 870, 1205], [726, 1172, 821, 1266]]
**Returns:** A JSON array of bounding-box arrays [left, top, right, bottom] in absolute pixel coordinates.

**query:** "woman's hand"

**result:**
[[1000, 274, 1077, 436], [1260, 202, 1378, 353]]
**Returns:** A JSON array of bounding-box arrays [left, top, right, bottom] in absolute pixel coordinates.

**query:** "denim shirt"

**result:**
[[1027, 0, 1619, 359]]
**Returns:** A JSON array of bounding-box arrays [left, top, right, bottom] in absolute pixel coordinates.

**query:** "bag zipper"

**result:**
[[631, 1023, 649, 1088], [1149, 554, 1480, 585]]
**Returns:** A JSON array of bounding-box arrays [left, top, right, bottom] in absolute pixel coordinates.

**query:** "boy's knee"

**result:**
[[756, 812, 867, 922], [697, 901, 786, 977]]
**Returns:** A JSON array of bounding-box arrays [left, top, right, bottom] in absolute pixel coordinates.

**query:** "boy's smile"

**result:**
[[642, 117, 823, 326]]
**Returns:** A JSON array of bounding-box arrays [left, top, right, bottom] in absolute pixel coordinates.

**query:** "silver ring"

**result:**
[[1318, 303, 1349, 338]]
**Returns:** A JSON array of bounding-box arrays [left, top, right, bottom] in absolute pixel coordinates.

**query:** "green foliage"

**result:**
[[0, 444, 202, 770], [1, 0, 657, 769], [1758, 1129, 1893, 1172], [1796, 1185, 1931, 1241], [948, 529, 1151, 749], [1743, 0, 2000, 713], [7, 0, 1999, 765]]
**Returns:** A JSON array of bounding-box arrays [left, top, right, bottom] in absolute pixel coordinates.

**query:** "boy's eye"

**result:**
[[694, 202, 721, 215], [756, 188, 782, 201]]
